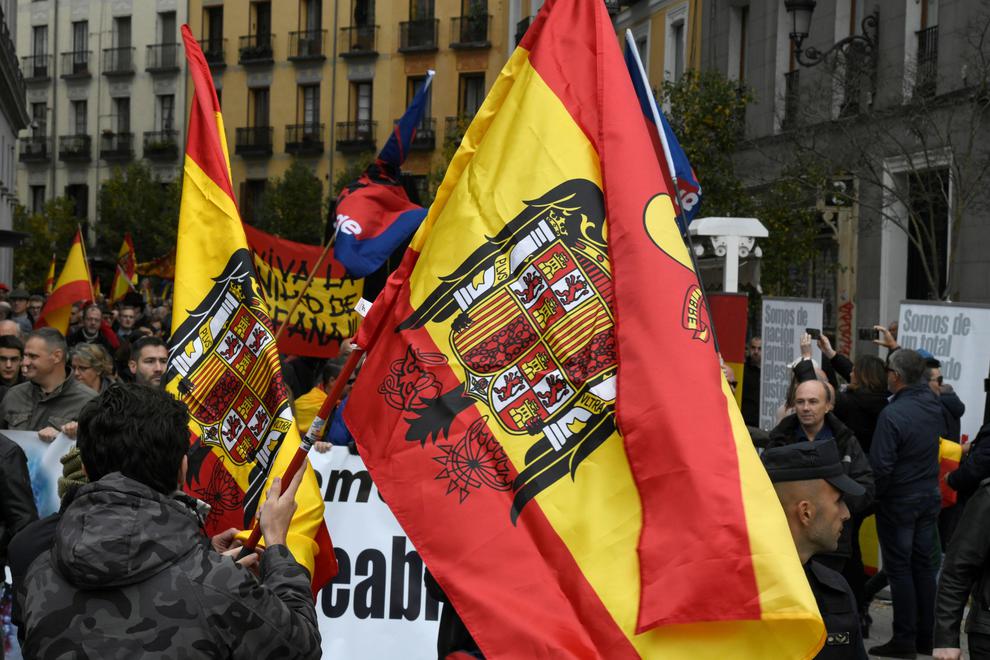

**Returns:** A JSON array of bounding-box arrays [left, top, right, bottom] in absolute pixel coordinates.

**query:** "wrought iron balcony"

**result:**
[[19, 136, 50, 163], [60, 51, 92, 78], [340, 26, 378, 57], [398, 116, 435, 151], [143, 130, 179, 160], [235, 126, 273, 157], [59, 134, 91, 162], [102, 47, 135, 76], [451, 14, 491, 49], [335, 120, 376, 152], [22, 55, 50, 81], [100, 132, 134, 161], [915, 25, 939, 98], [146, 43, 180, 73], [285, 123, 324, 155], [399, 19, 438, 53], [289, 30, 326, 61], [199, 38, 226, 69], [238, 34, 274, 65]]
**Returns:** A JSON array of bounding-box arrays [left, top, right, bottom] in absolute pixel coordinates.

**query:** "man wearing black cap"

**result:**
[[762, 439, 868, 660]]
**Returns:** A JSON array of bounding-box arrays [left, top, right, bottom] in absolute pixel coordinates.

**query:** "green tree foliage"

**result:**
[[97, 162, 179, 262], [660, 70, 751, 218], [13, 197, 80, 292], [751, 177, 822, 297], [252, 160, 327, 245]]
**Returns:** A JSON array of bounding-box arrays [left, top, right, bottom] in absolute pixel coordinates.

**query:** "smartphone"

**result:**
[[857, 328, 880, 341], [806, 328, 821, 339]]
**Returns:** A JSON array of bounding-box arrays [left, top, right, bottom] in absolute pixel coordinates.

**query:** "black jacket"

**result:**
[[768, 413, 874, 556], [870, 384, 945, 500], [947, 422, 990, 499], [939, 389, 965, 443], [741, 362, 761, 427], [833, 389, 888, 456], [0, 434, 38, 574], [806, 560, 868, 660], [934, 478, 990, 649]]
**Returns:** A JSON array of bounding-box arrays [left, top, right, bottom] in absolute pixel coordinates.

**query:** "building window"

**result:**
[[249, 88, 270, 127], [906, 168, 949, 300], [410, 0, 434, 20], [65, 184, 88, 219], [351, 81, 372, 123], [31, 102, 47, 135], [252, 1, 272, 43], [30, 186, 45, 214], [301, 0, 322, 31], [241, 179, 267, 224], [671, 20, 685, 81], [113, 16, 131, 48], [71, 100, 87, 135], [32, 25, 47, 57], [407, 75, 432, 124], [158, 11, 176, 43], [458, 73, 484, 117], [205, 6, 224, 44], [300, 84, 320, 126], [157, 95, 175, 132], [353, 0, 374, 26], [113, 97, 130, 133], [728, 5, 748, 82], [72, 21, 88, 52]]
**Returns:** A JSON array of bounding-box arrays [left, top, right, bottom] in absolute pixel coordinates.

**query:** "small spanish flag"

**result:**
[[36, 230, 92, 333], [109, 233, 137, 304]]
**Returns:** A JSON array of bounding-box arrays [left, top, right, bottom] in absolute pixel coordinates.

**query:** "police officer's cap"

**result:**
[[760, 439, 865, 497]]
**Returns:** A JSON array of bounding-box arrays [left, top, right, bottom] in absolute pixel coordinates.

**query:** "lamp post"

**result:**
[[689, 217, 768, 294], [784, 0, 879, 68]]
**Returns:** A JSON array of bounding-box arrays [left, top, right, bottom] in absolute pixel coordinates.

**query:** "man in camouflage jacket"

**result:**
[[18, 384, 321, 659]]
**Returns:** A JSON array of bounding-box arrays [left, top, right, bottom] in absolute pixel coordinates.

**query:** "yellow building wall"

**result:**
[[186, 0, 512, 217]]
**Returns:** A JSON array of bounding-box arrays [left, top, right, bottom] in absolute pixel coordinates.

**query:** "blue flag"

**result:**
[[333, 71, 434, 278]]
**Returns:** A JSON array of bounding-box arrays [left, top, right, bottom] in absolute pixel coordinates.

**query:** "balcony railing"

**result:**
[[336, 120, 376, 152], [59, 134, 91, 162], [915, 25, 939, 98], [102, 47, 135, 75], [340, 26, 378, 57], [289, 30, 326, 61], [143, 130, 179, 160], [19, 136, 50, 162], [399, 19, 438, 53], [782, 70, 800, 130], [239, 34, 274, 65], [60, 51, 92, 78], [199, 38, 226, 68], [235, 126, 273, 157], [398, 116, 435, 151], [146, 43, 180, 72], [22, 55, 50, 81], [100, 132, 134, 161], [451, 14, 491, 48], [515, 16, 532, 47], [285, 123, 324, 155]]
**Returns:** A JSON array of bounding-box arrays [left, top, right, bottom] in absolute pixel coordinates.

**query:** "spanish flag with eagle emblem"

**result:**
[[166, 26, 335, 594], [109, 233, 137, 304], [344, 1, 824, 656]]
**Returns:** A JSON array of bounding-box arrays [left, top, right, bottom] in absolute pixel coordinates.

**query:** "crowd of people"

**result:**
[[737, 323, 990, 659], [0, 275, 988, 659]]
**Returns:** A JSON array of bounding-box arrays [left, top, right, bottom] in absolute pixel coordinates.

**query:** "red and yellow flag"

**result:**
[[136, 248, 176, 279], [36, 230, 92, 333], [44, 253, 55, 295], [166, 26, 335, 593], [345, 1, 823, 657], [109, 233, 137, 304]]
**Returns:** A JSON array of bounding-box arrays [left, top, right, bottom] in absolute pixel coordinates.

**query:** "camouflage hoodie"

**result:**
[[19, 473, 321, 659]]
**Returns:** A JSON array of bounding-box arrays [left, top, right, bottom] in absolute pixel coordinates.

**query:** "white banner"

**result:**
[[310, 448, 439, 659], [759, 298, 824, 430], [897, 301, 990, 442]]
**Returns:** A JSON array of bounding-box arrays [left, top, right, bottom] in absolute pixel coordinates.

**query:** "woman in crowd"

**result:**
[[70, 343, 115, 394]]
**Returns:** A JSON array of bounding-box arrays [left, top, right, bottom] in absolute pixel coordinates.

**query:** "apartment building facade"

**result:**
[[0, 0, 27, 284], [702, 0, 989, 350], [16, 0, 188, 238]]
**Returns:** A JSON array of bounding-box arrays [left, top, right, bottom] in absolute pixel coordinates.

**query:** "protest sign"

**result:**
[[310, 448, 439, 659], [759, 298, 824, 430], [708, 293, 748, 407], [244, 225, 363, 358], [897, 300, 990, 442], [2, 431, 74, 518]]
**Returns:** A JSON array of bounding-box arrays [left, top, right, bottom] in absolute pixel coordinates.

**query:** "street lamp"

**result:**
[[784, 0, 879, 68]]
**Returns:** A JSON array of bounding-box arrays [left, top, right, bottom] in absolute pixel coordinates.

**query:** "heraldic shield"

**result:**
[[165, 249, 294, 524], [398, 179, 618, 521]]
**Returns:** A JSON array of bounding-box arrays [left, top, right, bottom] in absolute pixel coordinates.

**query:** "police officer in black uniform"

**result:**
[[762, 439, 868, 660]]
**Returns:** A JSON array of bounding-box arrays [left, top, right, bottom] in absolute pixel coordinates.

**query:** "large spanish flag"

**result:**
[[36, 230, 92, 333], [109, 233, 137, 304], [166, 26, 335, 593], [345, 1, 823, 657]]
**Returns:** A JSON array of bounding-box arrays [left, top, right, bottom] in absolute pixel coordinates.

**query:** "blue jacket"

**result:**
[[869, 383, 945, 499]]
